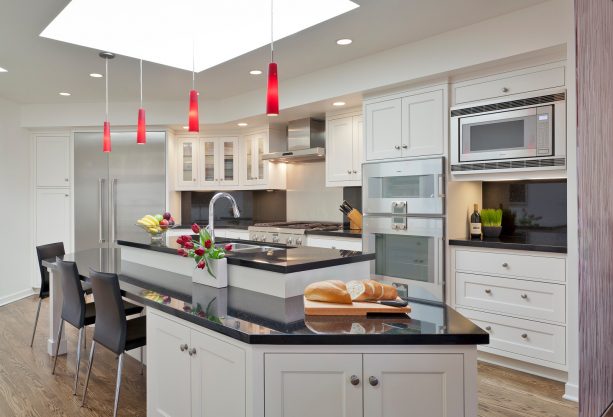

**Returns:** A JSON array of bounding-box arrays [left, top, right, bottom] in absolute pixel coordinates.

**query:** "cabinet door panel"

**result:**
[[147, 312, 192, 417], [218, 137, 239, 186], [190, 330, 245, 417], [243, 133, 268, 186], [401, 90, 444, 157], [363, 354, 464, 417], [365, 99, 402, 161], [201, 138, 217, 186], [265, 353, 363, 417], [36, 136, 70, 187], [177, 138, 199, 188], [326, 117, 355, 182], [353, 116, 364, 181], [36, 189, 71, 250]]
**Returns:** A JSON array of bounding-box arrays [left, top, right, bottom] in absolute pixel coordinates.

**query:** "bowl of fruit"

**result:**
[[136, 212, 176, 244]]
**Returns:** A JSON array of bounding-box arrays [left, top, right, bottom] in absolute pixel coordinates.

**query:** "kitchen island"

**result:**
[[43, 248, 488, 417]]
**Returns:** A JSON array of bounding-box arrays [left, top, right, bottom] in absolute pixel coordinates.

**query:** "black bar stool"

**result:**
[[81, 270, 146, 417], [51, 261, 143, 396]]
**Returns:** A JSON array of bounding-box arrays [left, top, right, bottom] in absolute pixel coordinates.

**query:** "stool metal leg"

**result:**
[[81, 341, 96, 407], [30, 298, 43, 347], [73, 327, 83, 395], [113, 353, 125, 417], [51, 320, 64, 374]]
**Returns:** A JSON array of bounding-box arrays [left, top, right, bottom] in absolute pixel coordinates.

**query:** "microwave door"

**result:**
[[362, 215, 444, 303], [459, 107, 543, 162]]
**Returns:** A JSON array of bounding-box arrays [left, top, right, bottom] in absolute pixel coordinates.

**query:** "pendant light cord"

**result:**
[[140, 59, 143, 108], [192, 38, 195, 90], [270, 0, 274, 62], [105, 57, 109, 121]]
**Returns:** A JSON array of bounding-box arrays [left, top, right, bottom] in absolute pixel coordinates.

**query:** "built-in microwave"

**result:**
[[450, 89, 566, 173]]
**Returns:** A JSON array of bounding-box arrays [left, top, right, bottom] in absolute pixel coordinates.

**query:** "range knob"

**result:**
[[272, 236, 280, 243], [296, 237, 303, 246], [287, 237, 293, 245]]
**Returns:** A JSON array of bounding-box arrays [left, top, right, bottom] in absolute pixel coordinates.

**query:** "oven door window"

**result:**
[[374, 234, 434, 283]]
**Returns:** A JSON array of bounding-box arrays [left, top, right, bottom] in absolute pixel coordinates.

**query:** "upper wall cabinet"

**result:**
[[326, 110, 363, 187], [177, 137, 199, 188], [36, 135, 70, 187], [364, 87, 446, 162], [241, 132, 267, 186]]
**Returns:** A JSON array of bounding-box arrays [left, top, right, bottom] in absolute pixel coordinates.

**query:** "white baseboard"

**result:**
[[478, 351, 568, 382], [563, 383, 578, 402], [0, 288, 35, 307]]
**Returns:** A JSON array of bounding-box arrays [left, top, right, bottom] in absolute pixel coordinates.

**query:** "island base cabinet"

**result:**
[[147, 310, 246, 417], [363, 354, 464, 417], [264, 354, 364, 417]]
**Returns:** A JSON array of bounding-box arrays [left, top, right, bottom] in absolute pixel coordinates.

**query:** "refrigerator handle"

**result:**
[[111, 178, 118, 243], [437, 173, 446, 198], [98, 178, 106, 243]]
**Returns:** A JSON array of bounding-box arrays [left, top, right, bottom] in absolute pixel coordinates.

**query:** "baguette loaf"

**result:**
[[304, 280, 352, 304], [346, 280, 398, 301]]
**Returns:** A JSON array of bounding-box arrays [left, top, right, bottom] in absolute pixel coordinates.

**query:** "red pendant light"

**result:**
[[137, 59, 146, 144], [188, 40, 200, 132], [100, 52, 115, 153], [266, 0, 279, 116]]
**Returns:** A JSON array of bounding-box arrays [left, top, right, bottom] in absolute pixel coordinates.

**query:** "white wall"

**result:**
[[0, 97, 33, 305], [286, 162, 342, 223]]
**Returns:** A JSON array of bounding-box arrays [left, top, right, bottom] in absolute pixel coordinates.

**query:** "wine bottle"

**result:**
[[470, 203, 482, 239]]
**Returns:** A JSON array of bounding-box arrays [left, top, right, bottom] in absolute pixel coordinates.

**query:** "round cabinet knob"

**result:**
[[350, 375, 360, 386], [521, 293, 528, 299], [521, 333, 528, 340], [64, 178, 69, 182], [347, 170, 352, 174], [188, 348, 197, 356], [180, 344, 188, 352], [485, 289, 492, 294], [502, 87, 509, 93], [502, 263, 509, 268], [394, 145, 401, 150], [402, 145, 408, 149], [485, 326, 492, 332], [353, 170, 357, 174], [368, 376, 379, 387]]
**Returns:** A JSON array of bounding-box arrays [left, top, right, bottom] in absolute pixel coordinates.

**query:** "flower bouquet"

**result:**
[[176, 224, 233, 288]]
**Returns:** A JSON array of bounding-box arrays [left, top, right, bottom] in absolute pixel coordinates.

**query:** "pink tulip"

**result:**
[[224, 243, 233, 251], [177, 248, 188, 257], [181, 235, 192, 243], [205, 239, 212, 249], [195, 247, 205, 256], [176, 237, 185, 246], [197, 260, 206, 269], [192, 223, 201, 234], [184, 241, 194, 249]]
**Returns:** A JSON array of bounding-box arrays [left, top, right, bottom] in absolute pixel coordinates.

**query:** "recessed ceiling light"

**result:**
[[336, 38, 352, 46], [182, 126, 189, 130], [0, 67, 7, 72], [59, 92, 71, 96], [89, 73, 103, 78], [332, 101, 346, 106], [237, 122, 248, 127], [40, 0, 359, 72], [249, 70, 262, 75]]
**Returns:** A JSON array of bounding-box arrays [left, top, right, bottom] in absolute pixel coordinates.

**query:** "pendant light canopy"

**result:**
[[137, 59, 146, 144], [100, 52, 114, 152], [266, 0, 279, 116], [188, 40, 200, 132]]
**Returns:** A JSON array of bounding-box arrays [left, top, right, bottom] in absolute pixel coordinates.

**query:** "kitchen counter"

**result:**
[[449, 230, 567, 253], [118, 237, 373, 274], [42, 248, 487, 345]]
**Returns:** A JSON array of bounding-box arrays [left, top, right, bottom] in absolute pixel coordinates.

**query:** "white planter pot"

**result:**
[[191, 257, 228, 288]]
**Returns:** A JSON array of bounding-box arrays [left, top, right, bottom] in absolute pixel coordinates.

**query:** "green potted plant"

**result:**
[[481, 208, 503, 238]]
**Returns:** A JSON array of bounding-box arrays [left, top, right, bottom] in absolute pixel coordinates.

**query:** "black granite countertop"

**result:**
[[118, 236, 374, 274], [306, 229, 362, 239], [42, 248, 489, 345], [449, 230, 567, 253]]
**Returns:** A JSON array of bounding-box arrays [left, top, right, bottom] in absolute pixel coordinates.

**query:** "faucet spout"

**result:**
[[207, 192, 241, 242]]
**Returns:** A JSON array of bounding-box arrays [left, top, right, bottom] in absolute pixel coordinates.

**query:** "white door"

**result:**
[[352, 115, 364, 182], [265, 353, 363, 417], [36, 136, 70, 187], [200, 138, 217, 187], [363, 354, 464, 417], [326, 116, 355, 183], [190, 330, 246, 417], [365, 99, 402, 161], [217, 137, 239, 186], [36, 189, 71, 250], [401, 90, 444, 157], [147, 312, 192, 417], [177, 137, 199, 188]]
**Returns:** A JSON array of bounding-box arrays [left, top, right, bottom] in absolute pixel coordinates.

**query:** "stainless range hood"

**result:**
[[262, 118, 325, 163]]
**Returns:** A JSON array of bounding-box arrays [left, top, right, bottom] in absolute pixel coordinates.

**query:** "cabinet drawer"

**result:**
[[454, 249, 565, 282], [455, 273, 565, 323], [454, 66, 565, 104], [458, 308, 565, 365]]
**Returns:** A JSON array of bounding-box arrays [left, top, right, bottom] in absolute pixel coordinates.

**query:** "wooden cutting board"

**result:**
[[304, 297, 411, 316]]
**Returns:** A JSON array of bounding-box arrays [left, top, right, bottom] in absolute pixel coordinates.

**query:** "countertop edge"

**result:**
[[448, 239, 567, 254]]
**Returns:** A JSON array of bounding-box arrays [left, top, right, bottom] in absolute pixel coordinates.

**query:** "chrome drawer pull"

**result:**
[[368, 376, 379, 387], [485, 326, 492, 332], [502, 262, 509, 268], [521, 294, 528, 299], [350, 375, 360, 386], [484, 289, 492, 294], [521, 333, 528, 339], [179, 344, 188, 352]]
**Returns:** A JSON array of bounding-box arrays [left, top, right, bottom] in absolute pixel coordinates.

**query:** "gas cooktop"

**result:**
[[248, 222, 342, 245]]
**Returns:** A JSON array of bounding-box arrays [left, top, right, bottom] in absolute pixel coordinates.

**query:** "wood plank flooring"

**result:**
[[0, 296, 578, 417]]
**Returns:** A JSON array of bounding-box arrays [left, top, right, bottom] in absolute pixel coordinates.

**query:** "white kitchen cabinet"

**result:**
[[363, 354, 465, 417], [36, 135, 70, 187], [176, 136, 239, 189], [147, 310, 246, 417], [36, 189, 71, 250], [325, 113, 363, 186], [199, 137, 217, 186], [177, 136, 200, 188], [215, 137, 239, 186], [265, 354, 363, 417], [401, 90, 444, 157], [364, 99, 402, 161], [364, 87, 446, 161], [241, 133, 267, 186]]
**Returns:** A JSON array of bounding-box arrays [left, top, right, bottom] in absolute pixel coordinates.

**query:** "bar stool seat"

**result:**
[[82, 301, 143, 327], [124, 316, 146, 352]]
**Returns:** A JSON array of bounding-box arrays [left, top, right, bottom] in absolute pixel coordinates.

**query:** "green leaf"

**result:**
[[205, 256, 216, 279]]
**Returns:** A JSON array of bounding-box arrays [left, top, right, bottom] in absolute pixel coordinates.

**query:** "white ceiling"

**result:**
[[0, 0, 547, 105]]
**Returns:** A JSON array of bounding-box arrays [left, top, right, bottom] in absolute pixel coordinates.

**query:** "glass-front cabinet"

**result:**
[[176, 136, 238, 189], [242, 133, 267, 186], [177, 137, 199, 188], [216, 137, 239, 186]]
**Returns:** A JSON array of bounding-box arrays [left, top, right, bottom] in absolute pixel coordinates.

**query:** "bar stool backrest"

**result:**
[[35, 242, 65, 298], [57, 260, 86, 328], [89, 270, 127, 355]]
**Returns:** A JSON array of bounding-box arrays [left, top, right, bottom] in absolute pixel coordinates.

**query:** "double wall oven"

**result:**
[[362, 157, 445, 304]]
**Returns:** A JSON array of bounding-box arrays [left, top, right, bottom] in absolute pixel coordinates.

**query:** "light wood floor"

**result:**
[[0, 296, 578, 417]]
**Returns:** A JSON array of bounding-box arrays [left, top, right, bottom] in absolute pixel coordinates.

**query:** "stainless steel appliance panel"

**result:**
[[362, 157, 445, 215]]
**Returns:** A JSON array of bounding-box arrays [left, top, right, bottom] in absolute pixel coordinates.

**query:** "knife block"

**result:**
[[347, 209, 363, 230]]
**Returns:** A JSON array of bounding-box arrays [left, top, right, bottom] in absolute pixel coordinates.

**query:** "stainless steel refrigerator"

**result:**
[[74, 131, 166, 252]]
